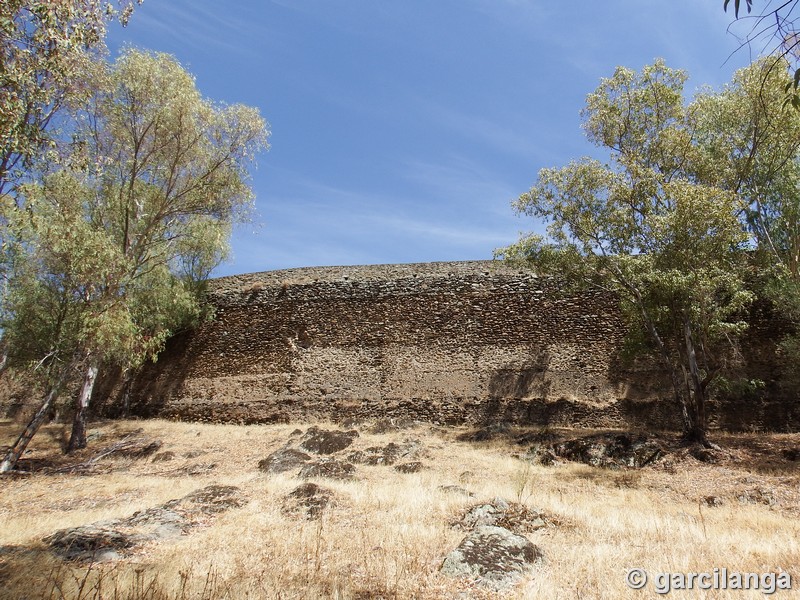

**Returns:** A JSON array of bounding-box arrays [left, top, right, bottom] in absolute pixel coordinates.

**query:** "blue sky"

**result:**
[[107, 1, 754, 276]]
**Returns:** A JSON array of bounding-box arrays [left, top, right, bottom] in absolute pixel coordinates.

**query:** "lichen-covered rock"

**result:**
[[394, 461, 423, 473], [169, 484, 248, 514], [43, 485, 247, 561], [438, 485, 474, 497], [283, 483, 335, 519], [299, 458, 356, 480], [440, 525, 543, 591], [456, 498, 548, 534], [299, 427, 359, 454], [258, 448, 311, 474], [549, 433, 664, 468], [348, 440, 420, 466], [44, 526, 136, 562]]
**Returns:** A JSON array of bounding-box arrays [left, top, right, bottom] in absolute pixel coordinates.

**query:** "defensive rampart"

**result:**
[[107, 260, 795, 431]]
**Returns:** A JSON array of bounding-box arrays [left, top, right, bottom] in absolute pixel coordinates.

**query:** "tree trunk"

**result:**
[[682, 315, 712, 448], [610, 266, 693, 434], [0, 346, 8, 380], [121, 367, 138, 418], [0, 384, 62, 473], [67, 362, 99, 454]]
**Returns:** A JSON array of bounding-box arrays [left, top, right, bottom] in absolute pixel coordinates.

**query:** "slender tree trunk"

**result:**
[[608, 264, 694, 434], [682, 315, 712, 447], [0, 347, 8, 380], [67, 361, 99, 453], [0, 382, 64, 473], [632, 290, 693, 433], [121, 367, 138, 418]]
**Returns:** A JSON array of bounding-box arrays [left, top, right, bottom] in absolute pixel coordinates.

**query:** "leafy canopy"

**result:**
[[2, 48, 269, 375], [497, 59, 774, 442]]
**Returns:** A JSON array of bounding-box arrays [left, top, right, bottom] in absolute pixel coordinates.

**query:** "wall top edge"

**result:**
[[208, 260, 540, 293]]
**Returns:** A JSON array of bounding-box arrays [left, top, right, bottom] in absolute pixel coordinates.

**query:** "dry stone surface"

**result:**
[[394, 461, 423, 473], [299, 458, 356, 480], [299, 427, 359, 454], [456, 498, 548, 535], [440, 525, 543, 591], [347, 440, 420, 466], [258, 448, 311, 474], [283, 483, 335, 519], [95, 260, 792, 432], [44, 485, 247, 561], [526, 432, 665, 468]]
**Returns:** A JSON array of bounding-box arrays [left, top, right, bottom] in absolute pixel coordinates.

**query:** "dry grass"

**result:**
[[0, 418, 798, 599]]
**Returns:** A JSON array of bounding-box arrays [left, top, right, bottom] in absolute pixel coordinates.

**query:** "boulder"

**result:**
[[456, 498, 547, 534], [549, 433, 664, 468], [44, 526, 136, 562], [299, 458, 356, 480], [438, 485, 474, 498], [44, 485, 247, 561], [299, 427, 359, 454], [394, 461, 423, 474], [440, 525, 543, 591], [348, 440, 420, 466], [258, 448, 311, 474], [169, 484, 248, 514], [283, 483, 335, 519]]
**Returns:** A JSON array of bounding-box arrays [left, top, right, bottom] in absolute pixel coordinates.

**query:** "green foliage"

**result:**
[[498, 59, 785, 442], [0, 1, 142, 197], [2, 49, 269, 377]]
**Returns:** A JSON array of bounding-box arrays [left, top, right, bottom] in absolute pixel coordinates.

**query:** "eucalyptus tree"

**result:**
[[498, 61, 760, 446], [695, 57, 800, 387], [0, 49, 268, 470], [0, 0, 141, 198]]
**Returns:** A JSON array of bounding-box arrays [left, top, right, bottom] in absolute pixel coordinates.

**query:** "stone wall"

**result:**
[[106, 260, 796, 431]]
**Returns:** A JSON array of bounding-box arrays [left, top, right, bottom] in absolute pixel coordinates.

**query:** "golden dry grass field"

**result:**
[[0, 418, 798, 599]]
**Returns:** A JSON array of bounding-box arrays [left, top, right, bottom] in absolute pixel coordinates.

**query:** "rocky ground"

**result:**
[[0, 419, 798, 599]]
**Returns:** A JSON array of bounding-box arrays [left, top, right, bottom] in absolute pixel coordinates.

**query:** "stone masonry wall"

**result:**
[[111, 260, 796, 431]]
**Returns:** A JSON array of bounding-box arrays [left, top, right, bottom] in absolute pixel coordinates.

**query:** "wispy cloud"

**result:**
[[405, 95, 550, 163], [115, 1, 277, 58], [224, 165, 526, 274], [399, 155, 520, 212]]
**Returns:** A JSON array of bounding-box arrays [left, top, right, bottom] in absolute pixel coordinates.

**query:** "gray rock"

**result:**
[[258, 448, 311, 474], [394, 461, 423, 473], [457, 499, 547, 534], [43, 485, 247, 561], [299, 458, 356, 480], [737, 487, 776, 506], [438, 485, 475, 498], [348, 441, 419, 466], [284, 483, 334, 519], [299, 427, 359, 454], [151, 451, 175, 462], [169, 485, 248, 514], [44, 526, 137, 562], [550, 433, 665, 468], [440, 525, 543, 591]]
